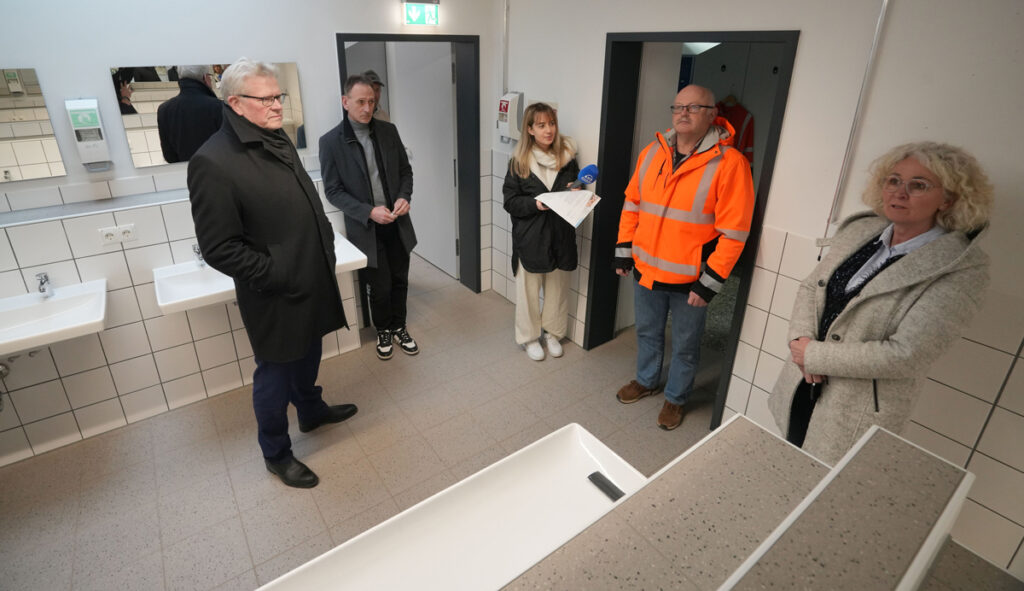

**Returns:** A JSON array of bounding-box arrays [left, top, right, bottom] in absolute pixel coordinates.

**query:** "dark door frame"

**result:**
[[585, 31, 800, 429], [334, 33, 481, 294]]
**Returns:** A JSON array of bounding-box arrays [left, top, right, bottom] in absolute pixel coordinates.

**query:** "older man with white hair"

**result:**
[[157, 64, 223, 162], [188, 58, 357, 489]]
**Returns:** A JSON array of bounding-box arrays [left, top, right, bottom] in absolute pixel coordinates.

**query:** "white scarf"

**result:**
[[529, 136, 577, 191]]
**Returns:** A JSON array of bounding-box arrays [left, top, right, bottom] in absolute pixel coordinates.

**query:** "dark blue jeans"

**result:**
[[633, 280, 707, 406], [252, 339, 328, 461]]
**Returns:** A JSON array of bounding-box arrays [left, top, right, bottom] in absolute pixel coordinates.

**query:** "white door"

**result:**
[[388, 42, 458, 278]]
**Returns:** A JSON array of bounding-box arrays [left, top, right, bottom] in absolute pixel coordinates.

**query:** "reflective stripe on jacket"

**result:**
[[617, 117, 755, 292]]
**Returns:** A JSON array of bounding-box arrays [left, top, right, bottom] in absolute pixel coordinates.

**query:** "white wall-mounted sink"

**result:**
[[0, 279, 107, 357], [154, 232, 368, 315]]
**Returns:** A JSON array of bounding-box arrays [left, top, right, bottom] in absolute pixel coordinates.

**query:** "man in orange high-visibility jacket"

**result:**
[[613, 85, 754, 431]]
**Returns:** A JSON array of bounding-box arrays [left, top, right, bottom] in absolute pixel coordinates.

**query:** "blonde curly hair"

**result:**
[[862, 142, 993, 232]]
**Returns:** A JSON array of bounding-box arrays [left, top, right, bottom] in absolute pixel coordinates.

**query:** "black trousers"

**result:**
[[361, 222, 410, 331], [786, 381, 819, 447], [252, 339, 327, 461]]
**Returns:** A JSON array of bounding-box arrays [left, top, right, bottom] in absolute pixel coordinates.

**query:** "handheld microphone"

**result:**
[[569, 164, 599, 189]]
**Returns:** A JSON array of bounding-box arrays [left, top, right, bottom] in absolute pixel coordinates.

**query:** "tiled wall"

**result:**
[[722, 224, 1024, 575], [0, 165, 363, 468], [121, 82, 176, 168], [483, 147, 592, 347], [0, 69, 65, 183]]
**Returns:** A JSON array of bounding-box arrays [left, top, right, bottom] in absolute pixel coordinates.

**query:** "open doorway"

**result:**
[[334, 33, 481, 293], [585, 31, 799, 429]]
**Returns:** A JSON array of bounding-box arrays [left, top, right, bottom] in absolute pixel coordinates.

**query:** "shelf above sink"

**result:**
[[0, 279, 107, 357]]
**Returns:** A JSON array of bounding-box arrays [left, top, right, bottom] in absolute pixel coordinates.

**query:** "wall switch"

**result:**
[[98, 226, 119, 244], [118, 223, 136, 242]]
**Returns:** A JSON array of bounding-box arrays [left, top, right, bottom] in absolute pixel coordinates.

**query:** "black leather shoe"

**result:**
[[299, 404, 359, 433], [265, 456, 319, 488]]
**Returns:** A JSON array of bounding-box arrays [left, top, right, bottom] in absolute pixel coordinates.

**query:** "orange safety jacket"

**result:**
[[616, 118, 755, 300]]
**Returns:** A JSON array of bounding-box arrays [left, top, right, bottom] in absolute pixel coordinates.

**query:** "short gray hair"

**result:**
[[220, 58, 279, 97], [177, 65, 211, 82]]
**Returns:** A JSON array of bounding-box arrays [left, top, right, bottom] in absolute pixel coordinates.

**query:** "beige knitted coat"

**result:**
[[768, 211, 989, 465]]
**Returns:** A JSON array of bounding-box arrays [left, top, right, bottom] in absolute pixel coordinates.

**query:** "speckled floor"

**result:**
[[0, 256, 724, 590]]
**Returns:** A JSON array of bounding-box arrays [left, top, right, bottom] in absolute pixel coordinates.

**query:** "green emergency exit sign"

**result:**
[[403, 2, 439, 25]]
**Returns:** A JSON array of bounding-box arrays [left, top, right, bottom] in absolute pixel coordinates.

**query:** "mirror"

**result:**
[[111, 62, 306, 168], [0, 68, 67, 183]]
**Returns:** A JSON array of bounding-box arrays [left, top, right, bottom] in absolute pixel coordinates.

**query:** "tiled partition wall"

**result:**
[[483, 147, 592, 347], [723, 224, 1024, 574], [0, 167, 362, 468]]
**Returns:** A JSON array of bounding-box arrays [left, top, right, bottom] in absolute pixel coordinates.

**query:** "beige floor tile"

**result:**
[[310, 455, 390, 528], [149, 401, 219, 452], [254, 531, 335, 586], [392, 469, 458, 511], [163, 515, 253, 591], [159, 471, 239, 546], [239, 489, 326, 565], [73, 549, 164, 591], [421, 411, 499, 468], [328, 498, 401, 546], [367, 434, 447, 495], [155, 438, 228, 497], [469, 395, 542, 442], [347, 399, 420, 456], [448, 443, 510, 481], [73, 503, 161, 582], [211, 569, 259, 591], [228, 455, 296, 512], [78, 459, 157, 526], [3, 541, 74, 591]]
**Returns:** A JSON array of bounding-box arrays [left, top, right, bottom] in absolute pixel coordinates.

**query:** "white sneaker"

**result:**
[[544, 333, 563, 358], [525, 340, 545, 361]]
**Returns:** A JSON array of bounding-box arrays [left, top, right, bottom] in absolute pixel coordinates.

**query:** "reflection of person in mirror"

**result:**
[[363, 70, 390, 122], [157, 65, 224, 162], [112, 70, 136, 114], [769, 142, 993, 465], [502, 102, 580, 362], [188, 58, 357, 490], [318, 74, 419, 362], [613, 84, 754, 431]]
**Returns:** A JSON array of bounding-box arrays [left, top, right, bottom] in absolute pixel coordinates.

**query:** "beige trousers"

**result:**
[[515, 268, 569, 345]]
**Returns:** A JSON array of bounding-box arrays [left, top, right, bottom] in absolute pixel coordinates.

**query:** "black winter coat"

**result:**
[[157, 78, 224, 163], [188, 106, 345, 363], [318, 117, 416, 268], [502, 158, 580, 274]]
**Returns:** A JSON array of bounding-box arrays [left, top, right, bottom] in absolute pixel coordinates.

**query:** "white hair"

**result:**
[[220, 58, 279, 97], [177, 65, 211, 82]]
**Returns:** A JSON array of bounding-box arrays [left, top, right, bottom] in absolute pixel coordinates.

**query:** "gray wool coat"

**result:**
[[768, 211, 989, 465]]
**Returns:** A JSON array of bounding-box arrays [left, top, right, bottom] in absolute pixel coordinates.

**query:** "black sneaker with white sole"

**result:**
[[376, 329, 393, 360], [392, 326, 419, 355]]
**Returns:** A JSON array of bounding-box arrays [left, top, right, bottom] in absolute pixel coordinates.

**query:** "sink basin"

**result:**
[[0, 279, 107, 357], [154, 232, 368, 315]]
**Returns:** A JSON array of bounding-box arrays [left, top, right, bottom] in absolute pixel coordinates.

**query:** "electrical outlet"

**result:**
[[118, 223, 136, 242], [98, 226, 119, 244]]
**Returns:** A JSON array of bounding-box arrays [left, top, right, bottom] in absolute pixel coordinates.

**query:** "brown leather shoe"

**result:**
[[616, 380, 656, 404], [657, 401, 684, 430]]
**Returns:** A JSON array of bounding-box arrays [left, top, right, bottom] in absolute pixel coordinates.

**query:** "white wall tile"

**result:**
[[909, 379, 990, 447], [63, 367, 117, 409], [20, 259, 79, 291], [9, 379, 69, 423], [744, 386, 781, 437], [739, 305, 768, 349], [338, 271, 355, 300], [145, 313, 193, 351], [963, 288, 1024, 355], [50, 334, 106, 376], [120, 385, 167, 423], [748, 266, 777, 311], [1, 350, 58, 390], [778, 231, 819, 280], [752, 350, 785, 392], [195, 334, 237, 371], [727, 375, 752, 413], [952, 500, 1024, 568], [769, 275, 800, 320], [75, 398, 126, 438], [0, 230, 16, 272], [238, 357, 255, 385], [902, 421, 971, 467], [5, 186, 61, 210], [23, 412, 80, 454], [0, 394, 20, 430], [480, 270, 491, 291], [733, 340, 759, 383], [162, 373, 206, 410], [105, 287, 142, 328], [203, 362, 242, 397], [0, 428, 33, 467], [977, 407, 1024, 472], [110, 354, 160, 395], [100, 322, 150, 364], [0, 269, 25, 297], [153, 344, 199, 382], [232, 329, 253, 359], [124, 243, 172, 285], [755, 225, 786, 272], [12, 140, 45, 165], [108, 176, 156, 198], [761, 314, 791, 361], [168, 239, 197, 264], [76, 251, 132, 290], [186, 305, 231, 341], [153, 169, 187, 192], [338, 324, 360, 354], [227, 301, 244, 331], [999, 360, 1024, 416], [134, 283, 161, 319], [966, 451, 1024, 525], [20, 163, 52, 180], [115, 206, 168, 248], [1010, 545, 1024, 580], [161, 201, 195, 241], [6, 221, 72, 267], [321, 331, 340, 359], [928, 339, 1014, 403], [59, 181, 111, 204]]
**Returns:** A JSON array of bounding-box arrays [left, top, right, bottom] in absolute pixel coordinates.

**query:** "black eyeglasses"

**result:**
[[239, 93, 288, 107], [669, 104, 714, 114]]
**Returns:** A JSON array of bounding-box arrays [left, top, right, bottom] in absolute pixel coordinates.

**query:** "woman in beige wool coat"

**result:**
[[769, 142, 993, 465]]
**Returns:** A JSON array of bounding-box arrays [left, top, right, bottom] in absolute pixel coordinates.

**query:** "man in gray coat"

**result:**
[[319, 74, 418, 361], [189, 58, 357, 489]]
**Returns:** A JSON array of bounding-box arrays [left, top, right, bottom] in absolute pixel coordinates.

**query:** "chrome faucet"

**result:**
[[192, 244, 205, 267], [36, 272, 52, 299]]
